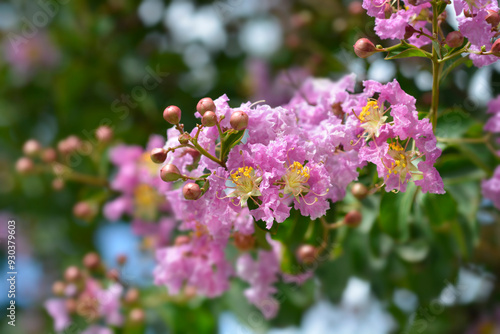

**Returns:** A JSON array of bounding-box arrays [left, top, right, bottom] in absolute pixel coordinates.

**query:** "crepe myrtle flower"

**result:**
[[362, 0, 433, 47]]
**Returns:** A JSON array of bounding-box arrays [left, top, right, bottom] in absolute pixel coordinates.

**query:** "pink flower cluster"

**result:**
[[362, 0, 432, 47], [45, 279, 124, 332], [454, 0, 499, 67], [153, 74, 444, 317], [103, 135, 175, 248], [482, 95, 500, 209]]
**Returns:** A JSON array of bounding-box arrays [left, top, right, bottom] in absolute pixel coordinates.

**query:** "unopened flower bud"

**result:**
[[404, 25, 417, 40], [64, 266, 81, 282], [344, 210, 363, 227], [160, 164, 182, 182], [183, 183, 201, 200], [107, 268, 120, 281], [73, 201, 94, 220], [163, 105, 182, 124], [116, 254, 127, 266], [348, 1, 363, 15], [16, 157, 34, 174], [202, 111, 218, 127], [486, 10, 500, 28], [351, 183, 368, 200], [66, 299, 77, 314], [42, 148, 57, 163], [52, 178, 64, 191], [23, 139, 41, 156], [52, 281, 66, 296], [233, 232, 255, 251], [95, 125, 113, 143], [150, 148, 167, 164], [230, 111, 249, 131], [125, 288, 140, 304], [296, 244, 316, 265], [353, 38, 377, 58], [196, 97, 216, 115], [184, 286, 197, 299], [174, 235, 191, 246], [129, 308, 145, 323], [83, 252, 100, 270], [178, 133, 191, 145], [445, 31, 464, 48], [492, 39, 500, 57], [383, 2, 393, 19]]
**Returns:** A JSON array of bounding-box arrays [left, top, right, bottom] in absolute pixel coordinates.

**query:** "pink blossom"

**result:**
[[482, 166, 500, 209], [44, 299, 71, 332], [154, 235, 233, 297], [237, 250, 281, 319]]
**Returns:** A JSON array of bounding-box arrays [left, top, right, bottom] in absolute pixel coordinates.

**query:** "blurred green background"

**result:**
[[1, 0, 500, 333]]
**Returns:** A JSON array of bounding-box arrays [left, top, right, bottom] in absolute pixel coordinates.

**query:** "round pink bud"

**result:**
[[64, 266, 81, 282], [52, 281, 66, 296], [183, 183, 201, 200], [83, 252, 100, 270], [116, 254, 127, 266], [174, 235, 191, 246], [353, 38, 376, 59], [383, 2, 393, 19], [351, 183, 368, 200], [492, 39, 500, 56], [95, 125, 113, 143], [230, 111, 249, 131], [107, 268, 120, 281], [52, 178, 64, 191], [58, 136, 81, 155], [296, 244, 316, 265], [129, 308, 145, 323], [160, 164, 182, 182], [486, 10, 500, 28], [16, 157, 34, 174], [73, 201, 94, 220], [348, 1, 363, 15], [202, 111, 218, 127], [178, 133, 191, 145], [163, 105, 182, 125], [445, 31, 464, 48], [196, 97, 216, 115], [150, 148, 167, 164], [125, 288, 140, 304], [344, 210, 363, 227], [23, 139, 41, 156], [42, 148, 57, 163], [404, 25, 417, 40]]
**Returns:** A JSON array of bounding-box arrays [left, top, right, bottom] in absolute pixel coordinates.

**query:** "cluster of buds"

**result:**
[[150, 97, 250, 201], [46, 253, 144, 332], [15, 126, 113, 191]]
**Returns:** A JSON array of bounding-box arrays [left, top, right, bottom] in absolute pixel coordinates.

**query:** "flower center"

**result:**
[[228, 166, 262, 206], [386, 141, 412, 178], [134, 183, 161, 221], [355, 99, 388, 140], [283, 161, 310, 197]]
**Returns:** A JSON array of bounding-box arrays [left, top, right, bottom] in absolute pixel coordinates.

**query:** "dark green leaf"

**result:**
[[378, 183, 418, 240], [422, 191, 457, 228], [220, 129, 246, 161]]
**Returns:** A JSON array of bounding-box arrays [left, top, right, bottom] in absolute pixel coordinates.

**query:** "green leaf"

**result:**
[[422, 191, 458, 228], [220, 129, 246, 161], [378, 183, 418, 240], [385, 48, 430, 60], [436, 1, 448, 16], [396, 239, 430, 262]]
